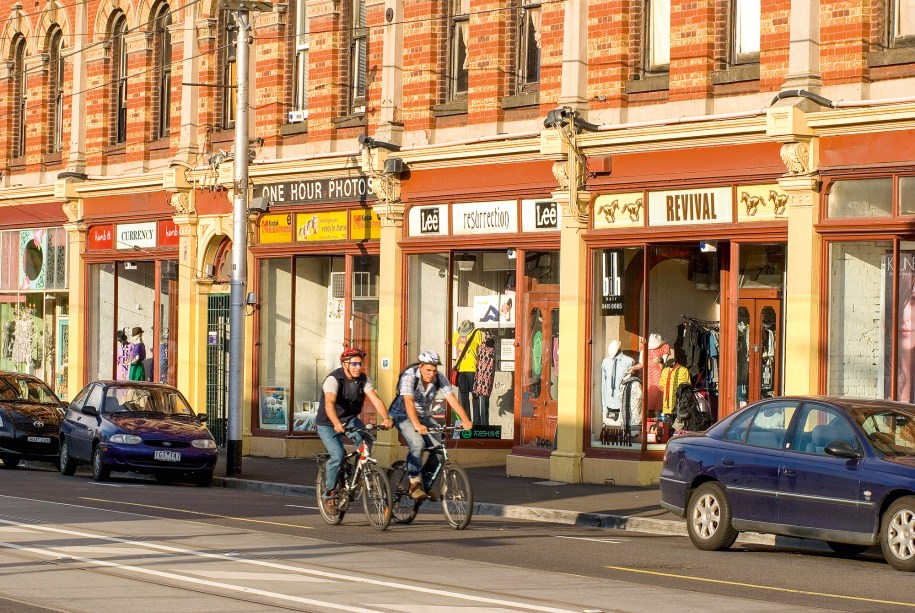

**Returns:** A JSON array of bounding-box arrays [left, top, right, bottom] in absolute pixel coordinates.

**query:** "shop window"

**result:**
[[827, 178, 893, 218], [258, 258, 292, 431], [591, 248, 644, 449], [352, 256, 380, 385], [826, 241, 891, 399], [900, 177, 915, 215], [406, 253, 449, 364]]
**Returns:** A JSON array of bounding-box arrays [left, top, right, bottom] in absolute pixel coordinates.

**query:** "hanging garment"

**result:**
[[645, 343, 670, 415], [601, 352, 634, 416], [472, 340, 496, 397], [659, 362, 690, 415], [620, 374, 643, 429]]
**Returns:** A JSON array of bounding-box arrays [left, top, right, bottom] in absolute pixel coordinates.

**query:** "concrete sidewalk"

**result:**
[[213, 453, 687, 536]]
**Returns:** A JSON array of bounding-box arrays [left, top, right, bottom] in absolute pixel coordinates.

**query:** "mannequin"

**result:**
[[600, 340, 634, 425], [472, 333, 495, 425], [452, 320, 482, 413], [128, 327, 147, 381], [659, 353, 690, 417], [642, 333, 670, 416]]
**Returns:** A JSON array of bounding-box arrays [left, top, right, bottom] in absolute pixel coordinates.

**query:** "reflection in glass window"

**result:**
[[407, 254, 449, 365], [827, 178, 892, 218], [448, 0, 470, 98], [745, 402, 796, 449], [900, 177, 915, 216], [790, 405, 856, 454], [732, 0, 760, 60], [258, 258, 292, 431]]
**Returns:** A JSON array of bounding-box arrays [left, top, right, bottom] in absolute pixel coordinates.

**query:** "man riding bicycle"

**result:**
[[390, 350, 473, 501], [317, 348, 394, 513]]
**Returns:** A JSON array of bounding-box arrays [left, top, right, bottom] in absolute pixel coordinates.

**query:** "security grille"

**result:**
[[206, 294, 230, 446]]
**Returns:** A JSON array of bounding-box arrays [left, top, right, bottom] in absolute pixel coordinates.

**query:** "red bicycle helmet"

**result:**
[[340, 348, 366, 363]]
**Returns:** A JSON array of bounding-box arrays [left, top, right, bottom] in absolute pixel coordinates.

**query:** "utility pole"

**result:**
[[225, 0, 272, 476]]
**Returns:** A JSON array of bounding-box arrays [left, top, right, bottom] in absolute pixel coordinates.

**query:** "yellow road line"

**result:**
[[81, 497, 314, 530], [606, 565, 915, 607]]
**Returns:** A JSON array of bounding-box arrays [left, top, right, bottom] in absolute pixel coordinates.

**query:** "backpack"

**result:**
[[389, 363, 443, 414], [673, 381, 712, 432]]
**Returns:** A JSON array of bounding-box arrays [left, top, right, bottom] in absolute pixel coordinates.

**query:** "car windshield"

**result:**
[[849, 405, 915, 457], [0, 375, 60, 405], [102, 386, 194, 417]]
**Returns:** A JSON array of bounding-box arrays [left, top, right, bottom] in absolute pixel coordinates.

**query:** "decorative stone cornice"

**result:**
[[196, 18, 218, 40], [360, 148, 404, 226], [169, 191, 195, 216], [84, 41, 111, 63], [124, 31, 153, 55]]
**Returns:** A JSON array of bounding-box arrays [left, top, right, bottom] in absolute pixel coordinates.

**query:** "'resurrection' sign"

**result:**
[[257, 177, 377, 206], [452, 201, 518, 235], [648, 187, 732, 227]]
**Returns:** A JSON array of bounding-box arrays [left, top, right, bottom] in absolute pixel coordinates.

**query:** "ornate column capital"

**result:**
[[361, 148, 404, 226], [168, 190, 196, 216]]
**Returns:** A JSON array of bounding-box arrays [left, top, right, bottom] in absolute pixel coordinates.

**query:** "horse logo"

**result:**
[[769, 190, 788, 216]]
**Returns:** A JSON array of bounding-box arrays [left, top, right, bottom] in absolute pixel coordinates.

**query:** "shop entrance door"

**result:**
[[519, 292, 559, 448], [736, 294, 781, 407]]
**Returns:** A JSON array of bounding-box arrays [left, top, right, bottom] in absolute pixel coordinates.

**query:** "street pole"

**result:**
[[226, 1, 271, 475]]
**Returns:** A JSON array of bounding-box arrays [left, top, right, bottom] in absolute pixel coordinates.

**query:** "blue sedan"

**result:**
[[60, 381, 217, 486], [660, 396, 915, 571]]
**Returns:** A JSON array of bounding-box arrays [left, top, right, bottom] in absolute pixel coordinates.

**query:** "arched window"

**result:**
[[152, 3, 172, 139], [48, 27, 64, 152], [110, 12, 129, 144], [11, 35, 27, 158]]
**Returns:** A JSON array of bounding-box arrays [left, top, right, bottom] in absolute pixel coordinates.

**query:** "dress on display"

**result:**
[[645, 342, 670, 416]]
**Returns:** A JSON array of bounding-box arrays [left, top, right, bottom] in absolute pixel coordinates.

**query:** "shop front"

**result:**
[[0, 209, 70, 397], [586, 177, 790, 466], [249, 176, 381, 455], [83, 209, 180, 387]]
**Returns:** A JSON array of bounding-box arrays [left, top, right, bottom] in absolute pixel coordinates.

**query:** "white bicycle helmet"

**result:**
[[417, 350, 442, 365]]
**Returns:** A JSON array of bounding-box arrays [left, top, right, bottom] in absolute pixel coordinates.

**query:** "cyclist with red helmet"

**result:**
[[317, 348, 393, 513]]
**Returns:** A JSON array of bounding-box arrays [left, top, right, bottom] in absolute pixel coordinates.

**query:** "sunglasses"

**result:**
[[347, 361, 364, 367]]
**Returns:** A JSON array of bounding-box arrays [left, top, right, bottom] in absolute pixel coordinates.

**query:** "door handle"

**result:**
[[783, 468, 797, 477], [722, 458, 735, 466]]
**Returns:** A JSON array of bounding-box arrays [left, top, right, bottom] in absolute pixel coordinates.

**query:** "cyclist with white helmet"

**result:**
[[389, 350, 473, 501], [317, 348, 394, 513]]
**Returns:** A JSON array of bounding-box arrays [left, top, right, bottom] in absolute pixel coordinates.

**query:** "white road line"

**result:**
[[285, 504, 319, 510], [0, 516, 578, 613], [0, 539, 379, 613], [555, 535, 627, 544], [178, 570, 333, 583]]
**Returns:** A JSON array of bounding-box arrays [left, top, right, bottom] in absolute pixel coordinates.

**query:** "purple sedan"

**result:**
[[60, 381, 217, 486]]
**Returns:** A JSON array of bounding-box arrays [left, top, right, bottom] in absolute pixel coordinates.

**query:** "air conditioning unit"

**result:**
[[287, 109, 307, 124]]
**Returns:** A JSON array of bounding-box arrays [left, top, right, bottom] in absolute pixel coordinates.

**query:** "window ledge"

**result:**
[[502, 90, 540, 110], [432, 99, 468, 117], [711, 64, 760, 85], [103, 143, 126, 157], [43, 151, 63, 167], [868, 45, 915, 68], [149, 137, 170, 152], [8, 157, 25, 172], [280, 121, 309, 136], [333, 114, 366, 129], [625, 74, 669, 94]]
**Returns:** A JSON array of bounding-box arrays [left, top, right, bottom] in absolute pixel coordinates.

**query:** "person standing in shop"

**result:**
[[128, 327, 147, 381]]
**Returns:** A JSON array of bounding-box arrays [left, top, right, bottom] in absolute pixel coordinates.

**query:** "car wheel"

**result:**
[[881, 496, 915, 571], [686, 482, 738, 551], [0, 455, 20, 469], [59, 440, 77, 476], [194, 471, 213, 487], [91, 446, 110, 482], [827, 541, 869, 556]]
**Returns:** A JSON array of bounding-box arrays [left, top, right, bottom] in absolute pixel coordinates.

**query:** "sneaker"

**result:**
[[426, 488, 439, 502], [409, 482, 428, 501]]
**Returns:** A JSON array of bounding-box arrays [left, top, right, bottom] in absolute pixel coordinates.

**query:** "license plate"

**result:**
[[154, 450, 181, 462], [27, 436, 51, 444]]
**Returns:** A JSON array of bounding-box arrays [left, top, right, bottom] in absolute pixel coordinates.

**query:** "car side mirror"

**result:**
[[197, 413, 208, 423], [825, 440, 863, 459], [81, 405, 99, 417]]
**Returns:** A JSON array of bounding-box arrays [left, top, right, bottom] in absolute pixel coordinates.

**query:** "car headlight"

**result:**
[[109, 434, 142, 445], [191, 439, 216, 449]]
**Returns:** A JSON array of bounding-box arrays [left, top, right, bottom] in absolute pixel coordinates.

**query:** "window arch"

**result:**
[[48, 26, 64, 153], [110, 11, 128, 144], [152, 2, 172, 139], [11, 35, 27, 158]]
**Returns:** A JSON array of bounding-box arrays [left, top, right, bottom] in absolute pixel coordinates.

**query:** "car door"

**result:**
[[779, 402, 866, 534], [66, 384, 103, 460], [716, 401, 797, 525]]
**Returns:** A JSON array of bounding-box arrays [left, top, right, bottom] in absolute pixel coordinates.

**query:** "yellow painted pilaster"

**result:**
[[63, 220, 87, 400], [242, 216, 258, 454], [550, 189, 590, 483], [174, 210, 203, 410]]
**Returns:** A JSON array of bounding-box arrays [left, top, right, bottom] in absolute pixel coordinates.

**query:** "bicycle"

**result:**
[[388, 425, 474, 530], [315, 423, 393, 531]]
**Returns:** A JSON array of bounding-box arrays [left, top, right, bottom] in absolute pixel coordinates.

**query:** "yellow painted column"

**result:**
[[780, 174, 821, 395], [550, 189, 590, 483], [63, 220, 87, 400], [173, 210, 203, 411]]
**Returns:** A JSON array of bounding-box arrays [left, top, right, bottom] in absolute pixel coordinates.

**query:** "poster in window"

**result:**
[[600, 249, 624, 316], [259, 386, 289, 427], [472, 293, 515, 329], [888, 251, 915, 403]]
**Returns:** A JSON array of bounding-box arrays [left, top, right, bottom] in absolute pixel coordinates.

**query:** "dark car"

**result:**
[[0, 371, 66, 468], [59, 381, 217, 486], [660, 396, 915, 571]]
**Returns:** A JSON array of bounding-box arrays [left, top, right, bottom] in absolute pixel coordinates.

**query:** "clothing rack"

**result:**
[[681, 314, 720, 329]]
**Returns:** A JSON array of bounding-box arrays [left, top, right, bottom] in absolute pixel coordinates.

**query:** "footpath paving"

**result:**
[[212, 453, 687, 536]]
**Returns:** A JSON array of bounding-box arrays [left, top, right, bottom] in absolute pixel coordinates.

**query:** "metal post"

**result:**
[[227, 7, 251, 476]]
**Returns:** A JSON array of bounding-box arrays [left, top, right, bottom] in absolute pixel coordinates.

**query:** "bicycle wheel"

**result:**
[[362, 464, 393, 531], [440, 463, 473, 530], [316, 461, 344, 525], [388, 460, 419, 524]]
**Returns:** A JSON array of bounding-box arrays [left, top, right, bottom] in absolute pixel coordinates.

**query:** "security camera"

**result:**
[[507, 249, 516, 259]]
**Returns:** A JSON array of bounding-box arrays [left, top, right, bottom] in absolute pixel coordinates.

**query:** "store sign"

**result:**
[[259, 213, 293, 244], [116, 222, 157, 250], [158, 220, 180, 247], [452, 201, 518, 235], [256, 177, 376, 206], [648, 187, 732, 227], [593, 193, 644, 229], [350, 208, 381, 240], [600, 249, 625, 316], [521, 200, 560, 232], [88, 225, 114, 250], [295, 211, 348, 242], [458, 425, 502, 439], [408, 205, 447, 237], [736, 184, 789, 222], [259, 386, 288, 427]]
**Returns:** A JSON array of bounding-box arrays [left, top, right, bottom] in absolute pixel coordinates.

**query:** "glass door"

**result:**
[[736, 297, 781, 407]]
